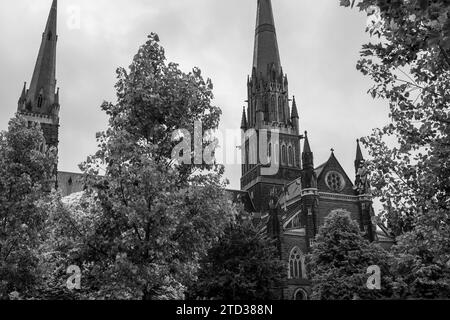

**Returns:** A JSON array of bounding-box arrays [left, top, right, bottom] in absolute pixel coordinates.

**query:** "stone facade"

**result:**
[[239, 0, 382, 300]]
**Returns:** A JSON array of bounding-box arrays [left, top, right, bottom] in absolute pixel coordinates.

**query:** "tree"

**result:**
[[340, 0, 450, 298], [308, 211, 395, 300], [340, 0, 449, 235], [188, 211, 285, 300], [0, 115, 57, 299], [101, 32, 222, 183], [63, 33, 236, 300]]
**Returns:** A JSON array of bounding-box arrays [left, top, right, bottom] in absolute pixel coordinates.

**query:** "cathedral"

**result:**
[[13, 0, 393, 300], [237, 0, 386, 300]]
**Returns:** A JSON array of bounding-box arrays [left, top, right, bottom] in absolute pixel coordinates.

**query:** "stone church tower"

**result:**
[[17, 0, 60, 150], [241, 0, 303, 212], [15, 0, 83, 195], [240, 0, 378, 300]]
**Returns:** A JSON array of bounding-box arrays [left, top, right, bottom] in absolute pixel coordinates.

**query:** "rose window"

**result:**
[[325, 171, 345, 192]]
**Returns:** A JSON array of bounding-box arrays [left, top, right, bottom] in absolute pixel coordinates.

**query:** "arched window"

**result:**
[[282, 145, 287, 165], [294, 288, 308, 300], [249, 139, 258, 166], [288, 247, 305, 279], [245, 144, 249, 173], [288, 146, 294, 166], [278, 96, 283, 122], [274, 143, 279, 166], [271, 95, 276, 121], [37, 95, 43, 108], [264, 98, 269, 122]]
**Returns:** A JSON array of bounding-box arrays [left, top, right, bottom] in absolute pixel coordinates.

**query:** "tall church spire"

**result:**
[[241, 1, 302, 211], [18, 0, 60, 150], [253, 0, 282, 78], [23, 0, 58, 115]]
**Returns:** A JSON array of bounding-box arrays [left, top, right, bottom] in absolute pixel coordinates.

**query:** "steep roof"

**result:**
[[316, 151, 356, 194]]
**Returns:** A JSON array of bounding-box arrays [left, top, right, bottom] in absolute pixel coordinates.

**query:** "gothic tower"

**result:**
[[241, 0, 303, 212], [17, 0, 60, 149]]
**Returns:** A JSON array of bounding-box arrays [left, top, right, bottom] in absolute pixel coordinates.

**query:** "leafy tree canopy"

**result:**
[[0, 116, 56, 298], [308, 211, 395, 300], [341, 0, 450, 299], [46, 33, 238, 300], [188, 211, 285, 300]]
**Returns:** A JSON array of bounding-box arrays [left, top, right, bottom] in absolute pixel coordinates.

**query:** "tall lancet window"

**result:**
[[282, 145, 287, 165], [268, 142, 272, 163], [271, 95, 276, 121], [278, 96, 283, 122], [37, 95, 43, 109], [288, 247, 306, 279], [288, 146, 294, 166]]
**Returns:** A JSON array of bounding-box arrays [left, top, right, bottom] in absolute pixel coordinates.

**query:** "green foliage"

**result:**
[[188, 212, 285, 300], [341, 0, 450, 298], [308, 211, 395, 300], [0, 115, 57, 299]]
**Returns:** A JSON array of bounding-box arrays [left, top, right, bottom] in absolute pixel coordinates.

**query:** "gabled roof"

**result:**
[[316, 151, 355, 192]]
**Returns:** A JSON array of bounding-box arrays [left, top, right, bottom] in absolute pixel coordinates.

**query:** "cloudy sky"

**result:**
[[0, 0, 389, 190]]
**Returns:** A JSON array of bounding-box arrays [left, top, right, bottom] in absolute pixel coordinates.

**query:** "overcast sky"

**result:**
[[0, 0, 389, 190]]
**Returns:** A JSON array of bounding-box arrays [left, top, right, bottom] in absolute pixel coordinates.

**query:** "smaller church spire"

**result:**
[[355, 139, 364, 173], [291, 96, 299, 119], [241, 107, 248, 130], [302, 131, 314, 169], [19, 82, 27, 103], [356, 139, 364, 161], [303, 131, 311, 154]]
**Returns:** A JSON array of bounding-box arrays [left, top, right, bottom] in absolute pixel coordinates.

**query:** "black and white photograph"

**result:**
[[0, 0, 449, 307]]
